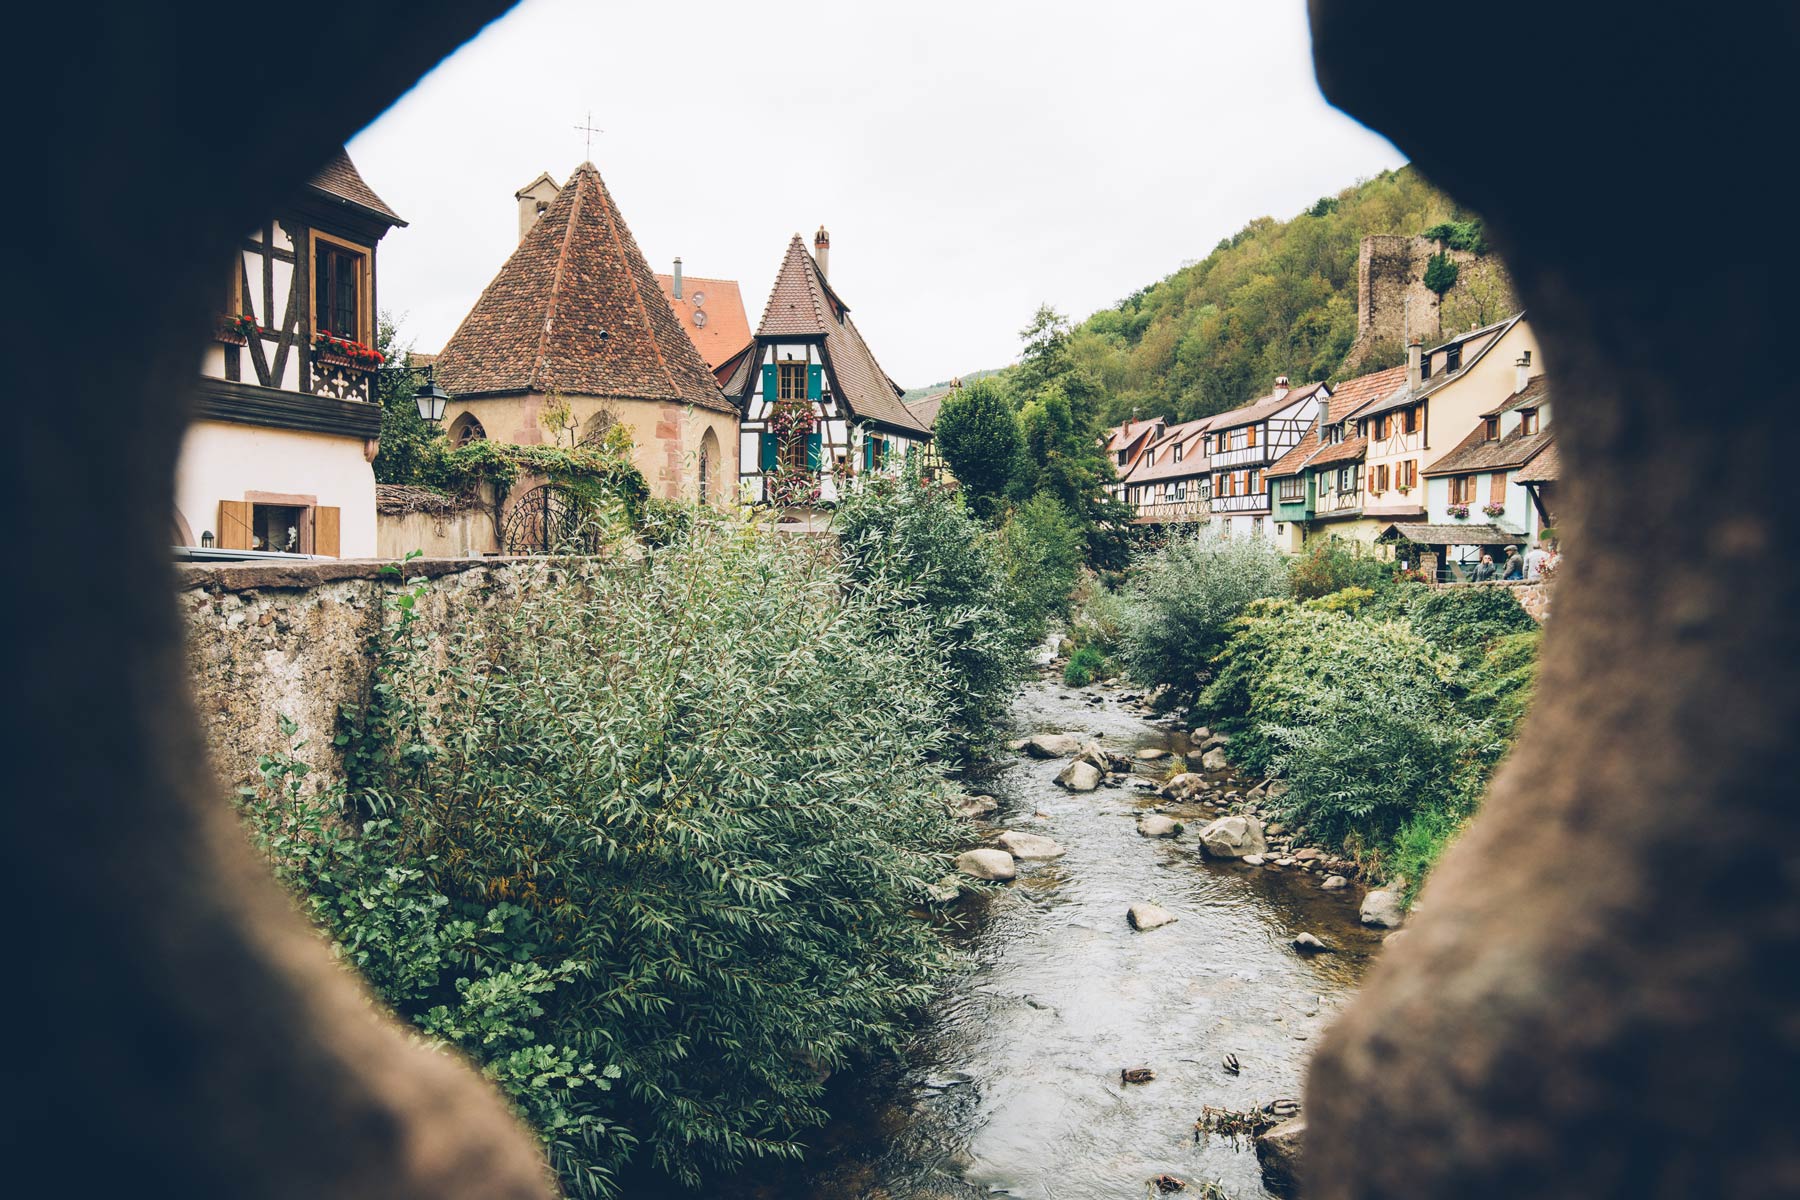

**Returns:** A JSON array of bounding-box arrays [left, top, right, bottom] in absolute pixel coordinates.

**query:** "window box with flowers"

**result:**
[[217, 313, 262, 346], [1481, 501, 1507, 518], [312, 330, 386, 371], [1447, 502, 1470, 519]]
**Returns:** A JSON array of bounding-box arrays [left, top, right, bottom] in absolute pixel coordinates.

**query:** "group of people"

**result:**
[[1470, 540, 1558, 582]]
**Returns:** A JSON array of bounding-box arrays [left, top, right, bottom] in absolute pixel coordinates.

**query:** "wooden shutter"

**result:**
[[862, 437, 874, 469], [806, 433, 822, 470], [806, 364, 822, 400], [1246, 425, 1257, 447], [761, 364, 778, 402], [1490, 471, 1508, 505], [313, 506, 340, 558], [217, 500, 253, 550], [760, 433, 779, 471]]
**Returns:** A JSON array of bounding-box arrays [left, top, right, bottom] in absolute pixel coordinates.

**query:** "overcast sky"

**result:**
[[349, 0, 1403, 388]]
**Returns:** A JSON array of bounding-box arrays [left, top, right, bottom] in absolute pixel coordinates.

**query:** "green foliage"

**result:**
[[1066, 569, 1130, 656], [1063, 645, 1107, 687], [995, 494, 1084, 643], [1463, 628, 1542, 738], [371, 312, 443, 486], [1407, 584, 1538, 659], [835, 465, 1032, 750], [248, 521, 970, 1194], [1423, 251, 1460, 297], [933, 378, 1022, 518], [1115, 532, 1291, 694], [1387, 807, 1468, 904], [1422, 218, 1488, 254], [1302, 585, 1377, 614], [1289, 537, 1399, 600]]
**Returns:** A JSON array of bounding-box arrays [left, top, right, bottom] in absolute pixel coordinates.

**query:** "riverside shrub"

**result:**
[[1115, 531, 1291, 693], [995, 493, 1084, 644], [246, 523, 965, 1194]]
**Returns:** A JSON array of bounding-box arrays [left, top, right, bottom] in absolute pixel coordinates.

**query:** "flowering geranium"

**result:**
[[221, 313, 261, 339], [1447, 502, 1470, 519], [1481, 501, 1506, 518], [768, 395, 815, 437], [313, 330, 385, 368]]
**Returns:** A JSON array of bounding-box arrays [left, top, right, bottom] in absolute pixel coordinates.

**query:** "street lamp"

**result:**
[[377, 363, 453, 424]]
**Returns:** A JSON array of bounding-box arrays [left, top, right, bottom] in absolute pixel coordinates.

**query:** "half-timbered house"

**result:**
[[1203, 378, 1328, 540], [432, 164, 739, 504], [1121, 417, 1213, 524], [1266, 364, 1408, 551], [723, 230, 930, 505], [1419, 371, 1555, 573], [1104, 417, 1167, 504], [177, 149, 403, 558]]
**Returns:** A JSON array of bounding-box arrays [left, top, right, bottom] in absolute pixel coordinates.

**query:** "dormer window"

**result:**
[[1446, 344, 1463, 372], [1173, 443, 1184, 463], [1144, 448, 1156, 467], [1519, 408, 1540, 435], [1117, 449, 1129, 466], [1420, 355, 1432, 381], [1485, 417, 1500, 440]]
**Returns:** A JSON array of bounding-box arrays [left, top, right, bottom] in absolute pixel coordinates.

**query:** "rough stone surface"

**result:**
[[1136, 747, 1169, 761], [1256, 1117, 1305, 1197], [924, 876, 962, 904], [1162, 772, 1205, 800], [953, 794, 999, 820], [1293, 932, 1333, 954], [1197, 815, 1268, 859], [1242, 854, 1267, 866], [1056, 761, 1102, 792], [1201, 747, 1230, 771], [1138, 814, 1181, 838], [1127, 902, 1178, 931], [1022, 733, 1081, 759], [1360, 889, 1406, 929], [1321, 875, 1349, 890], [954, 849, 1017, 882], [997, 831, 1066, 860]]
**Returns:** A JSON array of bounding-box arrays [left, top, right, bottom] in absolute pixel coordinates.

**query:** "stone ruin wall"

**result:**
[[1343, 234, 1500, 370]]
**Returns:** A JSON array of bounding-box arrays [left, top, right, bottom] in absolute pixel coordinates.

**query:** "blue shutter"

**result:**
[[806, 433, 822, 470], [806, 363, 822, 400], [760, 433, 778, 471], [862, 437, 873, 469], [761, 363, 778, 402]]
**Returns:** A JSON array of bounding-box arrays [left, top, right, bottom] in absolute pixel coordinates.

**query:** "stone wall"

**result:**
[[178, 557, 535, 793], [1342, 234, 1504, 370]]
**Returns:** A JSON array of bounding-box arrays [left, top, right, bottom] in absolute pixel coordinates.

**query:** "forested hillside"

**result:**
[[1049, 166, 1510, 424]]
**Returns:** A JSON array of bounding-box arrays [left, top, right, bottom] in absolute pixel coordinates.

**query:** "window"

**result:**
[[781, 432, 810, 472], [1519, 408, 1540, 435], [1376, 414, 1392, 440], [1372, 463, 1390, 493], [1450, 475, 1473, 504], [1173, 480, 1187, 501], [1144, 448, 1156, 467], [1279, 476, 1305, 501], [1252, 515, 1264, 536], [1117, 449, 1129, 466], [1446, 343, 1463, 372], [1248, 469, 1261, 493], [1339, 467, 1355, 491], [255, 503, 307, 553], [1402, 406, 1419, 435], [1399, 460, 1417, 489], [448, 413, 486, 447], [778, 360, 808, 401], [1421, 354, 1433, 380], [1485, 416, 1500, 440], [1173, 442, 1184, 463], [314, 238, 366, 341]]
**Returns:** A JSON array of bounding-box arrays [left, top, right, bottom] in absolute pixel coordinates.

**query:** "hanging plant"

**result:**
[[313, 329, 386, 369], [1447, 502, 1470, 519], [768, 394, 815, 438], [219, 312, 262, 342], [1481, 501, 1507, 518]]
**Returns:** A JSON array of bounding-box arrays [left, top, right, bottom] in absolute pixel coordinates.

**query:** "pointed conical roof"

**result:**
[[435, 163, 732, 413], [749, 234, 926, 434]]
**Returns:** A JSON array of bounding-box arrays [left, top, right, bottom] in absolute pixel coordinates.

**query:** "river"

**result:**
[[719, 677, 1383, 1199]]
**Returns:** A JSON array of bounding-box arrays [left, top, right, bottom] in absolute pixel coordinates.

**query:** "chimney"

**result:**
[[1407, 335, 1423, 391], [1515, 349, 1532, 394], [814, 225, 830, 279], [672, 257, 683, 301], [1273, 375, 1290, 398], [514, 172, 559, 242]]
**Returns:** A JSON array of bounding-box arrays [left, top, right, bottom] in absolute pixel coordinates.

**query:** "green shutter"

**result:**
[[761, 363, 778, 402], [760, 433, 778, 471], [862, 438, 873, 469], [806, 363, 822, 400], [806, 433, 822, 470]]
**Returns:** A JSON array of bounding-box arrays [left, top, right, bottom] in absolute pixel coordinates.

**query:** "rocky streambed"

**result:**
[[717, 677, 1392, 1199]]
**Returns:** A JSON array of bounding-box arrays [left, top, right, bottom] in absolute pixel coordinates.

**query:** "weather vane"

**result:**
[[574, 110, 603, 158]]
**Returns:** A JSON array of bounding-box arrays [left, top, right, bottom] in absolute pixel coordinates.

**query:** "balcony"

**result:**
[[1131, 498, 1209, 524], [1210, 492, 1271, 514], [1210, 444, 1269, 469]]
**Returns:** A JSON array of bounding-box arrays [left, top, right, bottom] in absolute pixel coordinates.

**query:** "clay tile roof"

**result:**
[[907, 390, 951, 428], [1124, 417, 1213, 483], [1382, 522, 1526, 545], [433, 163, 732, 414], [1305, 434, 1369, 468], [1354, 312, 1527, 421], [1266, 365, 1404, 478], [306, 149, 406, 227], [1209, 381, 1328, 432], [747, 235, 926, 435], [1513, 440, 1559, 483], [1424, 391, 1555, 475], [1482, 374, 1548, 417], [1327, 364, 1409, 419], [654, 274, 752, 372]]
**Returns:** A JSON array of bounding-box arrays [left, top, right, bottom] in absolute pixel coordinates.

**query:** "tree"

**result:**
[[1423, 252, 1460, 298], [932, 378, 1021, 520], [370, 311, 443, 485]]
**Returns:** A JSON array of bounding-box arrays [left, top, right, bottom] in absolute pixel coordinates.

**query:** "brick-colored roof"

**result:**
[[654, 274, 752, 371], [907, 390, 951, 428], [1382, 522, 1526, 545], [1352, 313, 1525, 421], [1514, 439, 1559, 483], [1482, 374, 1547, 417], [1425, 420, 1555, 477], [1123, 418, 1213, 483], [1266, 365, 1405, 478], [743, 235, 925, 434], [433, 163, 732, 413], [307, 149, 405, 227], [1209, 381, 1328, 432]]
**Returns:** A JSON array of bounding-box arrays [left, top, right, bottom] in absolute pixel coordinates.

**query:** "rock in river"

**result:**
[[924, 875, 962, 903], [1056, 760, 1102, 791], [1127, 902, 1177, 931], [1022, 733, 1082, 759], [1135, 747, 1168, 761], [998, 830, 1066, 860], [1197, 815, 1268, 859], [1360, 888, 1406, 928], [955, 848, 1016, 881], [1255, 1117, 1305, 1197], [1200, 747, 1230, 771], [1137, 814, 1181, 838], [1320, 874, 1348, 890], [952, 793, 999, 819], [1291, 931, 1332, 954], [1162, 772, 1205, 800]]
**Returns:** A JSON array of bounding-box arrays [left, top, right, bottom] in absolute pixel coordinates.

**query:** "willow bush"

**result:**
[[246, 521, 965, 1195], [1114, 531, 1291, 694]]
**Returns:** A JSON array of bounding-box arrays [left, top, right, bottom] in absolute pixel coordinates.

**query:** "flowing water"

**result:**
[[719, 679, 1382, 1199]]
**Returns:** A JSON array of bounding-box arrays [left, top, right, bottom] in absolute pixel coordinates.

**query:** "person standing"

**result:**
[[1501, 546, 1524, 580], [1526, 540, 1551, 580], [1472, 553, 1497, 582]]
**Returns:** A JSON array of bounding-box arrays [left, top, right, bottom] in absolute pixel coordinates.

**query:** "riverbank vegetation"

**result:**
[[1079, 534, 1541, 895]]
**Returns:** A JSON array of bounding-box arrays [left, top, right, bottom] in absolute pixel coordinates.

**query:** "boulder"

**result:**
[[1127, 902, 1177, 931], [1292, 932, 1332, 954], [998, 830, 1066, 860], [1137, 814, 1181, 838], [1201, 747, 1230, 771], [1022, 733, 1081, 759], [954, 848, 1016, 881], [1135, 747, 1169, 761], [1320, 874, 1348, 890], [1190, 725, 1212, 742], [1056, 760, 1103, 792], [1255, 1117, 1305, 1197], [1162, 772, 1205, 800], [1360, 888, 1407, 928], [1197, 815, 1268, 859], [1004, 738, 1028, 753], [1076, 741, 1119, 771], [924, 875, 962, 904], [952, 794, 999, 820], [1266, 822, 1286, 837], [1293, 848, 1324, 862]]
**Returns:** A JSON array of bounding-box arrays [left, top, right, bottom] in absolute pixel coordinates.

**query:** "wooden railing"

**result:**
[[1131, 498, 1209, 523], [1210, 493, 1271, 514]]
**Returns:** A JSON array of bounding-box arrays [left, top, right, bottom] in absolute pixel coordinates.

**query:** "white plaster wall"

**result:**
[[174, 420, 377, 557]]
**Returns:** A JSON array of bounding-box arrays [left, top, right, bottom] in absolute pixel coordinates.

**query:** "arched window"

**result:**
[[447, 412, 486, 447], [698, 427, 721, 505]]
